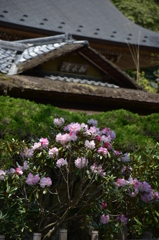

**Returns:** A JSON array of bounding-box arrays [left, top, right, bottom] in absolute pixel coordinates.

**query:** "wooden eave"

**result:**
[[79, 46, 141, 89]]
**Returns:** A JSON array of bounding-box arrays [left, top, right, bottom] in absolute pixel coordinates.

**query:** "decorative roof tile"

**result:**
[[46, 75, 119, 88]]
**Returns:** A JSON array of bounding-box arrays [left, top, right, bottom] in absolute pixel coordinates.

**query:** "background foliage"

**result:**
[[111, 0, 159, 32]]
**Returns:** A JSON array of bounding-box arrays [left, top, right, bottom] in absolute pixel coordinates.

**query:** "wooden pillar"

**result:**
[[91, 231, 99, 240], [59, 229, 67, 240]]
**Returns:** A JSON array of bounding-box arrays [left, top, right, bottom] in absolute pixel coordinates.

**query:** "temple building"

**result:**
[[0, 0, 159, 70]]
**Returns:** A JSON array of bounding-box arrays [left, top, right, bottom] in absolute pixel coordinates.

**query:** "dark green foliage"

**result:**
[[111, 0, 159, 32], [0, 95, 158, 155]]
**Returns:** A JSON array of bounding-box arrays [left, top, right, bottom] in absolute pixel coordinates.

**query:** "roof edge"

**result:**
[[15, 33, 73, 46]]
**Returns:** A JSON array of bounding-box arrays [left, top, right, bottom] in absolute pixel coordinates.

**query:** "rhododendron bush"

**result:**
[[0, 118, 158, 239]]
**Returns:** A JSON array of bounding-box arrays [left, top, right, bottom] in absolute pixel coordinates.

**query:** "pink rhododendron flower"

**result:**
[[69, 132, 77, 141], [114, 150, 120, 155], [98, 147, 108, 155], [56, 158, 68, 168], [75, 157, 88, 169], [49, 147, 59, 157], [141, 191, 154, 203], [84, 126, 99, 137], [87, 119, 98, 127], [15, 167, 23, 175], [153, 192, 159, 200], [18, 161, 29, 171], [66, 122, 81, 133], [32, 142, 41, 150], [56, 133, 70, 145], [100, 135, 111, 143], [80, 123, 88, 131], [40, 177, 52, 188], [54, 117, 65, 126], [0, 170, 5, 180], [128, 188, 139, 197], [23, 161, 29, 170], [121, 153, 130, 162], [21, 148, 34, 158], [117, 214, 128, 226], [128, 177, 140, 190], [90, 163, 106, 178], [9, 168, 16, 175], [100, 202, 107, 210], [85, 140, 95, 150], [26, 173, 40, 186], [100, 214, 110, 224], [139, 181, 152, 193], [114, 178, 128, 187], [40, 138, 49, 148]]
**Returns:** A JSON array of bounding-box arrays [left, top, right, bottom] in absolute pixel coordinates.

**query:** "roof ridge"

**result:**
[[0, 40, 27, 52], [15, 33, 73, 46]]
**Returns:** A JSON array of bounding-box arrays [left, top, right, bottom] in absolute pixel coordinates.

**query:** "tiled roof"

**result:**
[[0, 0, 159, 48], [0, 34, 88, 74], [46, 75, 119, 88], [0, 34, 140, 89]]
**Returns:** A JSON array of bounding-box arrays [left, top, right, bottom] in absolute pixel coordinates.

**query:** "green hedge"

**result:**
[[0, 96, 158, 152]]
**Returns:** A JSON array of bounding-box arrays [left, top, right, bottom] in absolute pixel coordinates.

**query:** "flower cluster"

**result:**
[[114, 177, 159, 202]]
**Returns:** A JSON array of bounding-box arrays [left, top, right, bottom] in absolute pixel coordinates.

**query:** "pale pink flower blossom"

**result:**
[[18, 161, 29, 171], [66, 122, 81, 133], [26, 173, 40, 186], [56, 158, 68, 168], [54, 118, 65, 126], [0, 170, 5, 180], [84, 126, 99, 136], [85, 140, 95, 150], [98, 147, 108, 155], [56, 133, 70, 145], [100, 135, 111, 143], [40, 177, 52, 188], [154, 192, 159, 200], [23, 161, 29, 170], [40, 138, 49, 148], [32, 142, 41, 150], [69, 132, 77, 141], [9, 168, 16, 175], [21, 148, 34, 158], [49, 147, 59, 158], [128, 178, 140, 190], [15, 167, 23, 175], [81, 123, 88, 131], [114, 150, 120, 155], [75, 157, 88, 169], [128, 188, 139, 197], [139, 181, 152, 193], [90, 163, 106, 178], [100, 214, 110, 224], [114, 178, 128, 187]]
